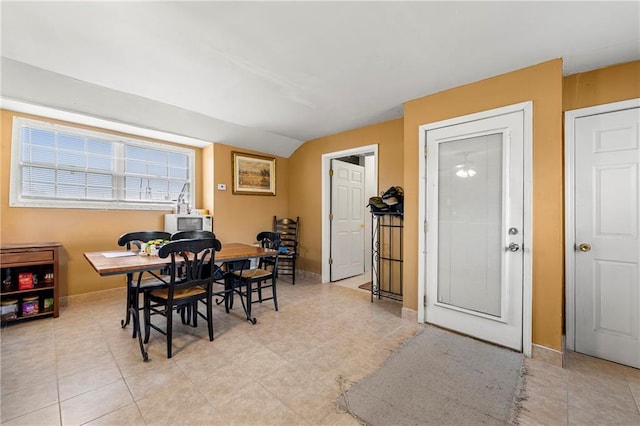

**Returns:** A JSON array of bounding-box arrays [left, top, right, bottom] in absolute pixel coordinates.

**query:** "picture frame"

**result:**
[[232, 151, 276, 196]]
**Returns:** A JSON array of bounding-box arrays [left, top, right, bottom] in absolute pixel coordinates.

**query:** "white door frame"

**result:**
[[417, 101, 533, 356], [564, 98, 640, 351], [321, 145, 378, 283]]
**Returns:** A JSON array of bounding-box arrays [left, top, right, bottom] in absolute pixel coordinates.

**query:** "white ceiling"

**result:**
[[2, 1, 639, 157]]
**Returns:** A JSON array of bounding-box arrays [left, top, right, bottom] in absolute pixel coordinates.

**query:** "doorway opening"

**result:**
[[321, 145, 378, 283]]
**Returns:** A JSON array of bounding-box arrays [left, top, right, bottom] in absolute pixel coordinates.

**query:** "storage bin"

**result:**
[[21, 296, 39, 316], [43, 297, 54, 312], [1, 298, 18, 321]]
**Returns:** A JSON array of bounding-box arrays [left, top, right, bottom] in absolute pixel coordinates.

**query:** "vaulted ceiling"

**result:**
[[2, 1, 639, 157]]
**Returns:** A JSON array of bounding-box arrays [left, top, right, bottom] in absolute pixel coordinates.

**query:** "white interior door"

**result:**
[[426, 110, 524, 351], [573, 106, 639, 368], [331, 159, 365, 281]]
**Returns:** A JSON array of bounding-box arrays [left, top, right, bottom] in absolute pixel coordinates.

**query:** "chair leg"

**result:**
[[206, 296, 214, 342], [180, 306, 189, 325], [143, 295, 151, 344], [272, 277, 278, 311], [166, 305, 173, 359], [192, 302, 198, 327], [292, 260, 296, 285]]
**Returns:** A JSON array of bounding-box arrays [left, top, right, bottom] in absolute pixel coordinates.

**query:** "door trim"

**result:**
[[321, 145, 378, 283], [564, 98, 640, 351], [417, 101, 533, 356]]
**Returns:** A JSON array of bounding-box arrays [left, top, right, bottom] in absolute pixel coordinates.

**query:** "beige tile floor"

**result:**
[[519, 349, 640, 425], [1, 276, 638, 425]]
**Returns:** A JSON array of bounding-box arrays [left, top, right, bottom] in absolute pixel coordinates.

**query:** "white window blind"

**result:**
[[10, 117, 194, 210]]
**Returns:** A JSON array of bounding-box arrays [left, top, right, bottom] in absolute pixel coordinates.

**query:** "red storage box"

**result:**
[[18, 273, 34, 290]]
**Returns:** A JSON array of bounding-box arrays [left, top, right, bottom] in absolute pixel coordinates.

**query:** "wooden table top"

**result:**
[[84, 242, 277, 276]]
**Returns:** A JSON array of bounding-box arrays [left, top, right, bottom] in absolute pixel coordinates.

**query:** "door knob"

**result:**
[[578, 243, 591, 252], [507, 242, 520, 252]]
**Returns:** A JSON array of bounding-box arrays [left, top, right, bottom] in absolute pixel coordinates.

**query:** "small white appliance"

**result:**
[[164, 214, 213, 234]]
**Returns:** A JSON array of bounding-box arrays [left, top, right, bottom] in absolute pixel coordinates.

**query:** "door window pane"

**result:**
[[437, 133, 503, 316]]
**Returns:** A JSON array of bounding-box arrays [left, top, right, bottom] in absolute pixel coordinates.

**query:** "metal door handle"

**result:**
[[507, 243, 520, 252], [578, 243, 591, 252]]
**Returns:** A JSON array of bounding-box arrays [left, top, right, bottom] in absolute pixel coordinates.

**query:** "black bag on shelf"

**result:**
[[381, 186, 404, 214]]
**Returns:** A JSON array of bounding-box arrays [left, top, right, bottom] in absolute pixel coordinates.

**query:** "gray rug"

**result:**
[[339, 326, 525, 425]]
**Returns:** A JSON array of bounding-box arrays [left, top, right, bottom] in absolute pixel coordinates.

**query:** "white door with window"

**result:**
[[425, 110, 525, 351], [570, 105, 639, 369], [331, 159, 365, 281]]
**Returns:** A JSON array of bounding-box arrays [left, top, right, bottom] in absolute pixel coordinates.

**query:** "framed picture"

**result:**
[[232, 151, 276, 196]]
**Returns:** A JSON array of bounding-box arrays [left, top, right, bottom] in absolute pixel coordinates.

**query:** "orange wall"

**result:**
[[288, 118, 404, 274], [0, 110, 207, 296], [563, 61, 640, 111], [403, 59, 564, 350], [211, 143, 289, 244]]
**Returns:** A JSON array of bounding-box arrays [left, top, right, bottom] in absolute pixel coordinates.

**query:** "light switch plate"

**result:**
[[217, 183, 227, 191]]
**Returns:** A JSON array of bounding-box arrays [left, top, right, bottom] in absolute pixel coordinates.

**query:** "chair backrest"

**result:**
[[273, 216, 299, 254], [118, 231, 171, 250], [256, 231, 280, 270], [157, 238, 222, 296], [170, 230, 216, 241], [257, 231, 281, 250]]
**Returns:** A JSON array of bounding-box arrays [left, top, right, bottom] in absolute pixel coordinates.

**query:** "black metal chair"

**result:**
[[143, 237, 221, 359], [226, 231, 280, 324], [117, 231, 171, 338], [273, 216, 300, 284]]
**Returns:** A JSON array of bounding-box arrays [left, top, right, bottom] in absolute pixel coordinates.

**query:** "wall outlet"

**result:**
[[217, 183, 227, 191]]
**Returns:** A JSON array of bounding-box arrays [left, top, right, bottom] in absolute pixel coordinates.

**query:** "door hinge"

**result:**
[[424, 295, 427, 306], [329, 169, 334, 176], [424, 220, 428, 233], [329, 258, 333, 265], [329, 214, 334, 221], [424, 146, 428, 158]]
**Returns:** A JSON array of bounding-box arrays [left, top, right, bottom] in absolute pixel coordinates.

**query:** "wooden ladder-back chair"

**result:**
[[273, 216, 300, 284]]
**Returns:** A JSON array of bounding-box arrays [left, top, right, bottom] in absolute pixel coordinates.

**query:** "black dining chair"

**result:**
[[143, 237, 221, 359], [169, 230, 225, 325], [226, 231, 280, 323], [117, 231, 171, 338]]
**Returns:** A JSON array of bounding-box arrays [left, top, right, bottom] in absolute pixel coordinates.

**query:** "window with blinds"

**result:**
[[10, 117, 194, 210]]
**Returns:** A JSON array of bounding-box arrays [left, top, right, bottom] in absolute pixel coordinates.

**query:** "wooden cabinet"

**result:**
[[1, 242, 61, 324]]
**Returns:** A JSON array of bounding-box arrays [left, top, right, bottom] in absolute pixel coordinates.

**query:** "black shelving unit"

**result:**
[[371, 212, 403, 302]]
